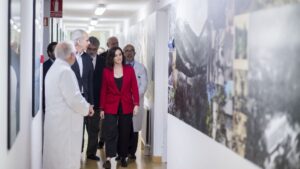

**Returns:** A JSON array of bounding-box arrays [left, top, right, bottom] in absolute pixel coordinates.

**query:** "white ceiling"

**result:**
[[63, 0, 151, 33]]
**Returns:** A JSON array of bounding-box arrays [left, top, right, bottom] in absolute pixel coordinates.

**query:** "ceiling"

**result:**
[[63, 0, 151, 34]]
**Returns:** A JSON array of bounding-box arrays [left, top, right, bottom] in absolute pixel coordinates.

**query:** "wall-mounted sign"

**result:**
[[50, 0, 63, 18], [43, 17, 48, 27]]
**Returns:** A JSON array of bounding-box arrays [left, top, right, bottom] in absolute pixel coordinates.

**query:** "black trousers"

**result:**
[[86, 110, 100, 156], [129, 129, 139, 155], [104, 113, 132, 158], [98, 119, 105, 143]]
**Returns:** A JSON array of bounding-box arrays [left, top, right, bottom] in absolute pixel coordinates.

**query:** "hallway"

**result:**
[[1, 0, 300, 169]]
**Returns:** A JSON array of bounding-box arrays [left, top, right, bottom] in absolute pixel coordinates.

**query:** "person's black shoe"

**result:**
[[120, 158, 128, 167], [87, 155, 100, 161], [128, 154, 136, 160], [103, 160, 111, 169], [115, 156, 121, 161], [98, 141, 104, 149]]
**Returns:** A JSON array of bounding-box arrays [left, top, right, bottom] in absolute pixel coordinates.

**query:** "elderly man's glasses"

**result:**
[[125, 49, 134, 52]]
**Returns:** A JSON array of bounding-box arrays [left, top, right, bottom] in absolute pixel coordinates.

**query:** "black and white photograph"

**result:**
[[8, 0, 21, 150], [168, 0, 300, 168], [245, 4, 300, 168], [32, 0, 43, 117]]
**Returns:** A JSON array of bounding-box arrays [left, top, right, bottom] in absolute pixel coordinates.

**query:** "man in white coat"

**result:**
[[123, 44, 148, 159], [43, 41, 94, 169]]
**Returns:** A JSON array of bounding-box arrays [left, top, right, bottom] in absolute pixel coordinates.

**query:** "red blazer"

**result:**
[[100, 65, 139, 115]]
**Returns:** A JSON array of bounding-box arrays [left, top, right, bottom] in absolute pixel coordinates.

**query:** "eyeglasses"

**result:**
[[124, 49, 135, 52], [87, 47, 98, 51]]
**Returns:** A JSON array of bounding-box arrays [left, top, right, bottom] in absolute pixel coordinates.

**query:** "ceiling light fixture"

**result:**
[[90, 18, 98, 26], [88, 25, 95, 32], [95, 4, 106, 16]]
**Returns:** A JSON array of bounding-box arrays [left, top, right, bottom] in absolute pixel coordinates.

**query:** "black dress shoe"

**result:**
[[120, 158, 128, 167], [128, 154, 136, 160], [103, 160, 111, 169], [98, 141, 104, 149], [87, 155, 100, 161]]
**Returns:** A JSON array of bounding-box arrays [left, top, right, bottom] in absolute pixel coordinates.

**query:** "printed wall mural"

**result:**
[[168, 0, 300, 168]]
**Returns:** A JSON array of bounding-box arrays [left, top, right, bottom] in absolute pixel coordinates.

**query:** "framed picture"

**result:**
[[32, 0, 42, 117], [8, 0, 21, 149]]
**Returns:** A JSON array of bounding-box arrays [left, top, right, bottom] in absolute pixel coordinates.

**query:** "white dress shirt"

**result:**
[[92, 56, 96, 69], [75, 52, 83, 77], [75, 52, 84, 93]]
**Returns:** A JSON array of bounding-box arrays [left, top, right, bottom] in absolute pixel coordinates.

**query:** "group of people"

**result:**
[[42, 29, 148, 169]]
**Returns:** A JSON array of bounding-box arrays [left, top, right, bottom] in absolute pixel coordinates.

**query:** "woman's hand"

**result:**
[[88, 105, 94, 116], [133, 105, 139, 115], [100, 110, 105, 119]]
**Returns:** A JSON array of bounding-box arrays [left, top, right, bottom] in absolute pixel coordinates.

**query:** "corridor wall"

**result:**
[[105, 0, 300, 168], [119, 8, 169, 161], [0, 0, 34, 169], [119, 12, 157, 156], [1, 0, 44, 168]]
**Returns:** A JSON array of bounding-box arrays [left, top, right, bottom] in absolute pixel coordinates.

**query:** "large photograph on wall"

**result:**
[[168, 0, 300, 168], [8, 0, 21, 149]]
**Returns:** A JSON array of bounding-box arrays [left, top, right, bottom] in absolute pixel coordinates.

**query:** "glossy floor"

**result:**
[[80, 131, 166, 169]]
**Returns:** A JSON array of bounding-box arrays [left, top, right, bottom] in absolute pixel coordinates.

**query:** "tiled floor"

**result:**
[[80, 130, 166, 169]]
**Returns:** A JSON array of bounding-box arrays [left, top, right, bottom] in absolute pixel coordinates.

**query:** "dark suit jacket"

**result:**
[[93, 51, 108, 109], [71, 52, 94, 105], [100, 65, 139, 115], [42, 59, 54, 113]]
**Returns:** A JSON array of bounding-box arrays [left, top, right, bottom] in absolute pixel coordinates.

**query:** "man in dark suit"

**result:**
[[93, 36, 119, 149], [42, 42, 57, 114], [86, 36, 104, 152], [70, 29, 98, 161]]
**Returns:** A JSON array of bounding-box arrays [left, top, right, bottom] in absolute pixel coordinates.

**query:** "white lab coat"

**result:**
[[43, 58, 89, 169], [132, 61, 148, 132]]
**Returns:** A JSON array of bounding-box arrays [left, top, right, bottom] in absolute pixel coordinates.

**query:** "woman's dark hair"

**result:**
[[106, 46, 125, 68], [47, 42, 58, 56]]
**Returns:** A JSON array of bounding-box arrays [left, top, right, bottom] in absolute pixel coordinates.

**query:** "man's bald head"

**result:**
[[55, 41, 76, 65], [107, 36, 119, 49]]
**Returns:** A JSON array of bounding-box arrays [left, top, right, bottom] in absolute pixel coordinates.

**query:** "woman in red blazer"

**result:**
[[100, 46, 139, 169]]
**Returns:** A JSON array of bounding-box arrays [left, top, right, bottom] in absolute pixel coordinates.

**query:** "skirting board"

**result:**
[[152, 156, 163, 163], [141, 137, 145, 150], [140, 136, 162, 163]]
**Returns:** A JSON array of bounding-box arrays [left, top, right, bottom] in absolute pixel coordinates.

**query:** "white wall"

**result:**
[[0, 0, 9, 168], [153, 10, 169, 162], [1, 0, 44, 168], [167, 115, 261, 169], [31, 0, 44, 168], [0, 0, 33, 169]]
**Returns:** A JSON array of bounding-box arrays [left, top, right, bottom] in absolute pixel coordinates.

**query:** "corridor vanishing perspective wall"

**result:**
[[168, 0, 300, 169], [119, 13, 157, 149]]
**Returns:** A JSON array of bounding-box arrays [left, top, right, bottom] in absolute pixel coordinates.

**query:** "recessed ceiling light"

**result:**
[[95, 4, 106, 16], [88, 26, 95, 31], [90, 18, 98, 26]]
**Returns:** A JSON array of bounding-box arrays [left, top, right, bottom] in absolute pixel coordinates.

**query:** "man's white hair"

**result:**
[[55, 41, 76, 60], [71, 29, 87, 45]]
